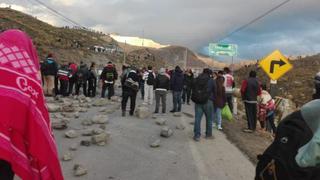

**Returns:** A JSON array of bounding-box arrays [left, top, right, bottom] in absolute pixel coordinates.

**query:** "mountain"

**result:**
[[0, 7, 232, 70]]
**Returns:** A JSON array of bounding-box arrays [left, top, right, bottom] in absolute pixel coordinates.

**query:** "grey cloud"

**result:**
[[3, 0, 320, 60]]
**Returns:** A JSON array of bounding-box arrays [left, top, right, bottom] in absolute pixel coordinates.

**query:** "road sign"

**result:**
[[209, 43, 237, 57], [259, 50, 293, 80]]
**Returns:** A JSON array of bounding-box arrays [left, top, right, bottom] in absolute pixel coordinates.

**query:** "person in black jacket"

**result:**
[[170, 66, 184, 113], [75, 62, 89, 96], [154, 68, 170, 113], [88, 62, 97, 97], [42, 53, 58, 96], [100, 62, 118, 99], [57, 62, 71, 97], [121, 67, 139, 117], [182, 69, 194, 105]]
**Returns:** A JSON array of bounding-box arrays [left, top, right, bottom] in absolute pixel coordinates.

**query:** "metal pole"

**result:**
[[185, 48, 188, 70]]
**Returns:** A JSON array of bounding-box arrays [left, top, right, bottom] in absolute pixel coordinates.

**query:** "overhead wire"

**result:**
[[216, 0, 291, 42]]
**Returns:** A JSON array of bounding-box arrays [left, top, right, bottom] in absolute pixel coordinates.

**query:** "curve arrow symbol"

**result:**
[[270, 59, 286, 73]]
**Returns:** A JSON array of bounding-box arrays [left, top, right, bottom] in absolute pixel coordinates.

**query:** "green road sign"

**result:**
[[209, 43, 238, 57]]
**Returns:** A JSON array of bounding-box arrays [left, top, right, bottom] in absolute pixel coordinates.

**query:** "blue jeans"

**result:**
[[215, 108, 222, 127], [194, 100, 214, 138], [172, 91, 182, 112]]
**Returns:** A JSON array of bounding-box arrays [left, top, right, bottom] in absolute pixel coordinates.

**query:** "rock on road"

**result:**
[[51, 94, 254, 180]]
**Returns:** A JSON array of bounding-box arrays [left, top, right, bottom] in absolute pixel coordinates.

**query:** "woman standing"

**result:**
[[0, 30, 63, 179], [214, 74, 227, 130]]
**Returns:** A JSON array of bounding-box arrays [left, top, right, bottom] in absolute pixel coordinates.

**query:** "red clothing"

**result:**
[[0, 30, 63, 179], [69, 63, 78, 76]]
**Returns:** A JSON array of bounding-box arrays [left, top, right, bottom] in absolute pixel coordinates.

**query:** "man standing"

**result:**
[[154, 68, 170, 114], [100, 61, 118, 99], [42, 53, 58, 96], [143, 66, 155, 105], [223, 67, 235, 113], [88, 62, 98, 97], [121, 67, 139, 117], [170, 66, 184, 113], [191, 68, 216, 141], [182, 69, 194, 105], [241, 70, 262, 133], [57, 61, 71, 97], [68, 62, 78, 95], [75, 62, 89, 96]]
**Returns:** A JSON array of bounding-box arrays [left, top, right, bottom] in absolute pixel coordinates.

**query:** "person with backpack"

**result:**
[[57, 61, 71, 97], [42, 53, 58, 96], [258, 84, 276, 135], [182, 69, 194, 105], [170, 66, 184, 113], [214, 74, 226, 130], [75, 62, 89, 96], [191, 68, 216, 141], [100, 61, 118, 99], [255, 100, 320, 180], [241, 70, 262, 133], [223, 67, 235, 113], [121, 67, 139, 117], [312, 72, 320, 99], [154, 68, 170, 114], [88, 62, 97, 97], [68, 62, 78, 95], [143, 66, 155, 105]]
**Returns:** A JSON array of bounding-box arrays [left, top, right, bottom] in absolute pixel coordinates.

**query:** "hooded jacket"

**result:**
[[170, 67, 184, 91]]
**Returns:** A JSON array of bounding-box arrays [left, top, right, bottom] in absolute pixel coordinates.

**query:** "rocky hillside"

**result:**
[[0, 7, 230, 70], [235, 54, 320, 106]]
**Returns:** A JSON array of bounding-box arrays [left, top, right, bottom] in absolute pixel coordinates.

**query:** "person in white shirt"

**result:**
[[223, 67, 235, 113], [143, 66, 155, 105]]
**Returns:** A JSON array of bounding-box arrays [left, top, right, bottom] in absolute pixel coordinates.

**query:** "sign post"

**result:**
[[259, 50, 293, 97]]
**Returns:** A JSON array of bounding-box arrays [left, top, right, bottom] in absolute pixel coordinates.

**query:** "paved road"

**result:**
[[53, 93, 255, 180]]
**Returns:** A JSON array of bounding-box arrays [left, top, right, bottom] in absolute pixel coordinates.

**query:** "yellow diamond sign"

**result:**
[[259, 50, 293, 80]]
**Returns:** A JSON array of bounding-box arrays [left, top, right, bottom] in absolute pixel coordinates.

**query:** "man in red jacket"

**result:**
[[241, 70, 262, 133]]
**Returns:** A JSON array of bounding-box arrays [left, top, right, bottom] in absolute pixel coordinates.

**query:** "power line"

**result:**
[[28, 0, 87, 29], [216, 0, 291, 42]]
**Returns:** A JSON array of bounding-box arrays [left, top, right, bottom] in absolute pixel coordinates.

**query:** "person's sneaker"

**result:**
[[193, 136, 200, 142], [243, 129, 253, 133], [122, 111, 126, 117], [170, 110, 175, 113], [218, 126, 223, 130], [205, 135, 214, 140], [129, 112, 134, 116], [154, 111, 159, 114]]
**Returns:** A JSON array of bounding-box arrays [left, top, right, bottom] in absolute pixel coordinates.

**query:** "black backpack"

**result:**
[[255, 111, 320, 180], [146, 72, 155, 85], [191, 74, 210, 104], [105, 67, 115, 81]]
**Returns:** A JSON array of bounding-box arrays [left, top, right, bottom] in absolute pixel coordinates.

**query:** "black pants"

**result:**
[[101, 83, 114, 99], [226, 93, 233, 113], [0, 160, 14, 180], [88, 78, 97, 97], [54, 76, 59, 96], [76, 82, 87, 96], [245, 102, 257, 130], [59, 79, 69, 96], [182, 87, 192, 103], [68, 76, 76, 95], [139, 83, 145, 99], [121, 90, 137, 115]]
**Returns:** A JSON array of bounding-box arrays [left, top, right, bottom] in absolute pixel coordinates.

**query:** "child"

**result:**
[[258, 84, 276, 135]]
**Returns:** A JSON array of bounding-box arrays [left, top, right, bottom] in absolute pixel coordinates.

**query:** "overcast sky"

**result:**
[[1, 0, 320, 60]]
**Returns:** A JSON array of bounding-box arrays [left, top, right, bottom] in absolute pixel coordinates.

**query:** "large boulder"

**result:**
[[47, 103, 61, 113], [92, 115, 109, 124], [160, 127, 173, 138], [155, 118, 167, 126], [91, 132, 110, 146], [135, 105, 151, 119]]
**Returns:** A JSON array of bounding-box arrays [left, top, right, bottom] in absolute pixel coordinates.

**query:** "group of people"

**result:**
[[41, 56, 118, 99]]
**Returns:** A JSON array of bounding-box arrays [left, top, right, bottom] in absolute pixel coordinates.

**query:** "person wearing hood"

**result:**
[[170, 66, 184, 113], [121, 67, 139, 117], [296, 100, 320, 168], [154, 68, 170, 114], [75, 61, 89, 96], [100, 61, 118, 99], [182, 69, 194, 105], [42, 53, 58, 96]]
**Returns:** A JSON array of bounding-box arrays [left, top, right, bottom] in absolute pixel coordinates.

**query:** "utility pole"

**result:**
[[142, 29, 145, 47], [184, 47, 188, 70]]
